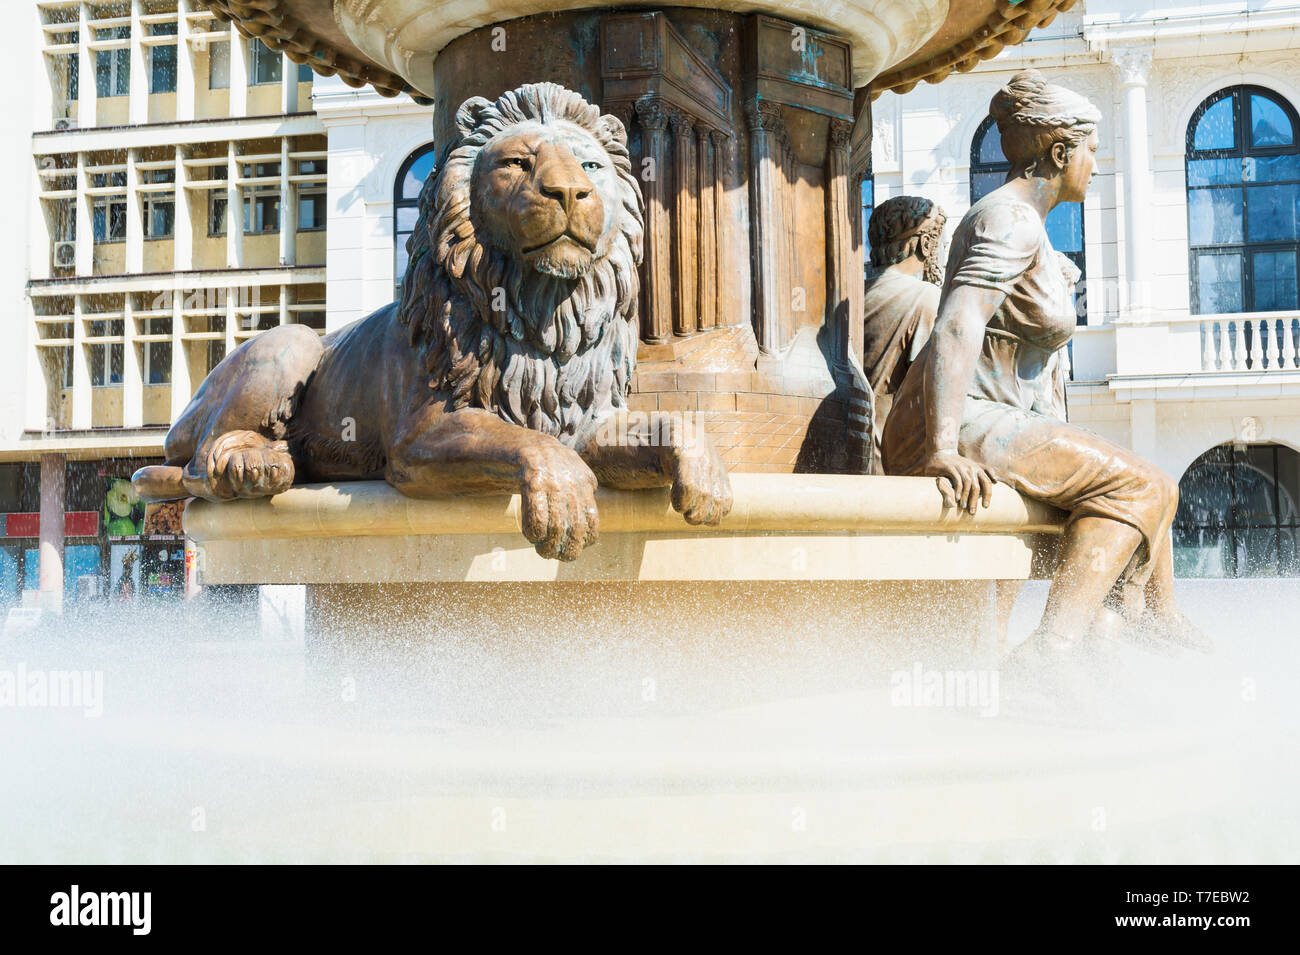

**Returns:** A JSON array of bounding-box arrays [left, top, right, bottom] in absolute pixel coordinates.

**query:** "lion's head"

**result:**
[[397, 83, 644, 446]]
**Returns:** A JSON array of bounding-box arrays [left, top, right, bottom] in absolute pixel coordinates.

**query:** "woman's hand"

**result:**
[[917, 451, 995, 514]]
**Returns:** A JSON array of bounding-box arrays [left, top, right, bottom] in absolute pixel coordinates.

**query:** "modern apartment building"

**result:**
[[3, 0, 327, 610], [872, 0, 1300, 578]]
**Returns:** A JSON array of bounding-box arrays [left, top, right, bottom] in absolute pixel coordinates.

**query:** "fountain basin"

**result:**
[[186, 474, 1063, 653]]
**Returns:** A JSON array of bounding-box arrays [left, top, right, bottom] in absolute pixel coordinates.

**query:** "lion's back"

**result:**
[[291, 303, 422, 481]]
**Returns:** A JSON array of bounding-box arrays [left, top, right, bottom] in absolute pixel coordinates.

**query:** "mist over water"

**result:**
[[1, 579, 1296, 862]]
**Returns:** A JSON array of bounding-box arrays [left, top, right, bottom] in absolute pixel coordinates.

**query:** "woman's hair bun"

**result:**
[[990, 70, 1050, 129]]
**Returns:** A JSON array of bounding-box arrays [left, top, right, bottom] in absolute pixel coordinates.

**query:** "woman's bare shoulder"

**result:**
[[959, 192, 1045, 253]]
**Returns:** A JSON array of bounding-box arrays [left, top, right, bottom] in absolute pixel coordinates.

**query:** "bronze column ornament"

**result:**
[[709, 129, 730, 328], [696, 124, 718, 331], [826, 117, 873, 473], [131, 83, 734, 562], [669, 107, 699, 337], [635, 97, 672, 343], [745, 98, 786, 354], [844, 165, 876, 473]]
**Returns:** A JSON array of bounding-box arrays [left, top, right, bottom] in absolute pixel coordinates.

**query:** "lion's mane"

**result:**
[[396, 83, 645, 446]]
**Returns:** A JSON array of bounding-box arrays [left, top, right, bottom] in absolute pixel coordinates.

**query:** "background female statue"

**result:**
[[882, 70, 1211, 665]]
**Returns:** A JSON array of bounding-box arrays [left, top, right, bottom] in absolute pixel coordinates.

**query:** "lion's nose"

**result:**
[[534, 143, 594, 214]]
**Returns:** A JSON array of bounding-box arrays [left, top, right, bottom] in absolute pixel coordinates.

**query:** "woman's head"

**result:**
[[990, 69, 1101, 201], [869, 196, 947, 282]]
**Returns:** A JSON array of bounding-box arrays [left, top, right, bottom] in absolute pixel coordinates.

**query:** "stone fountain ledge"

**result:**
[[185, 474, 1064, 586]]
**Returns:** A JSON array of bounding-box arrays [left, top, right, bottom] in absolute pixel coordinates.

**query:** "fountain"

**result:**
[[5, 0, 1292, 864], [150, 0, 1087, 650]]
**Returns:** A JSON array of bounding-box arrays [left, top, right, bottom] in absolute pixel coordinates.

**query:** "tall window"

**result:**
[[143, 169, 174, 239], [92, 170, 128, 242], [96, 26, 130, 97], [1175, 443, 1300, 577], [394, 143, 437, 292], [251, 39, 282, 86], [297, 159, 326, 231], [209, 39, 230, 90], [149, 22, 177, 94], [1186, 86, 1300, 314], [971, 116, 1086, 323], [860, 160, 874, 269]]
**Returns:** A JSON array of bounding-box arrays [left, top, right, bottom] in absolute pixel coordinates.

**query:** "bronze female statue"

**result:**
[[882, 70, 1210, 662]]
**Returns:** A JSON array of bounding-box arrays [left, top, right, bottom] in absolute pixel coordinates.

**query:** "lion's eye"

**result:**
[[502, 157, 532, 171], [581, 161, 602, 172]]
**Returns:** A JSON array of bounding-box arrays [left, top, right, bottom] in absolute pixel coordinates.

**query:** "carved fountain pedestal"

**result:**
[[186, 475, 1063, 658]]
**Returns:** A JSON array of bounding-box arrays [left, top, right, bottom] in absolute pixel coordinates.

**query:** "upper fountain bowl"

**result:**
[[197, 0, 1081, 101]]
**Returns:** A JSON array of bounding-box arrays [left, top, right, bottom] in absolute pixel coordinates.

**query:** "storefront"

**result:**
[[0, 458, 187, 611]]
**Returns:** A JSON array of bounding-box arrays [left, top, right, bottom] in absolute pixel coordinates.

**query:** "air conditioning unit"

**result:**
[[54, 241, 77, 267], [54, 116, 78, 131]]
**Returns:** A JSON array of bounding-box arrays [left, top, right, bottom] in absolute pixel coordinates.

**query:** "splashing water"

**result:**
[[1, 578, 1296, 862]]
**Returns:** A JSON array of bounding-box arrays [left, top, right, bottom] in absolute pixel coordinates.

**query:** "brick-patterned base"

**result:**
[[629, 324, 851, 473]]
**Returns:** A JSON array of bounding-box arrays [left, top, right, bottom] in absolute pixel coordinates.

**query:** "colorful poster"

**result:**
[[110, 543, 142, 602], [104, 477, 145, 538], [143, 500, 185, 538]]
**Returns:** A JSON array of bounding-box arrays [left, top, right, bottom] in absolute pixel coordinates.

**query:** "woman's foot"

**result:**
[[1001, 627, 1100, 707], [1138, 609, 1214, 654]]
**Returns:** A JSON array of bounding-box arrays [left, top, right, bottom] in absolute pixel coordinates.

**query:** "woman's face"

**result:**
[[1058, 129, 1099, 203]]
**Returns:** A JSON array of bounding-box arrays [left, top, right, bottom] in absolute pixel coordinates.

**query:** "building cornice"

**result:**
[[27, 265, 326, 298], [32, 112, 326, 154]]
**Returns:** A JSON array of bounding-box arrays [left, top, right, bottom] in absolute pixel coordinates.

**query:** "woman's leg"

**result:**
[[1036, 516, 1143, 643], [1139, 531, 1214, 650]]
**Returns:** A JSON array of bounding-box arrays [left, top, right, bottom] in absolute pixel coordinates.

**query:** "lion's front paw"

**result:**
[[185, 430, 295, 501], [670, 437, 733, 527], [519, 443, 600, 561]]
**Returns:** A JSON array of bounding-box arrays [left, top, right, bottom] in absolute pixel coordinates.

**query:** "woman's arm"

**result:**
[[916, 283, 1005, 513]]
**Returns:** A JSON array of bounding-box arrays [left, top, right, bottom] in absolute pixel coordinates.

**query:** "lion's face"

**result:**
[[470, 120, 623, 279]]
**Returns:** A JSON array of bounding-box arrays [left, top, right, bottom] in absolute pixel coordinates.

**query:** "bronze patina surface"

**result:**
[[134, 84, 732, 561], [881, 70, 1211, 656], [861, 195, 946, 468]]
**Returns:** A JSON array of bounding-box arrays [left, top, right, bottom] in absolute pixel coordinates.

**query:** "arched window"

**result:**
[[1186, 86, 1300, 314], [971, 116, 1087, 323], [394, 143, 437, 293], [1174, 442, 1300, 577]]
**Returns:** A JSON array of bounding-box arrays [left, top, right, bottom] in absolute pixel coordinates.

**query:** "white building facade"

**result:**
[[871, 0, 1300, 577]]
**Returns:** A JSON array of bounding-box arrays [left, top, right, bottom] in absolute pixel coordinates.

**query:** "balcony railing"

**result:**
[[1073, 310, 1300, 381], [1196, 312, 1300, 373]]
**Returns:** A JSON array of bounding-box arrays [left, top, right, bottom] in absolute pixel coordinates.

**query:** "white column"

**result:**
[[223, 283, 237, 357], [226, 140, 243, 267], [26, 300, 50, 433], [127, 0, 148, 125], [122, 293, 143, 427], [75, 152, 93, 275], [125, 148, 143, 272], [71, 295, 92, 429], [38, 453, 65, 615], [1114, 45, 1154, 318], [77, 2, 96, 127], [228, 30, 248, 117], [170, 282, 191, 420], [321, 113, 368, 332], [175, 0, 196, 122], [173, 145, 193, 270], [279, 284, 290, 326], [32, 4, 55, 128], [1129, 398, 1158, 461], [281, 50, 298, 113], [279, 136, 296, 265]]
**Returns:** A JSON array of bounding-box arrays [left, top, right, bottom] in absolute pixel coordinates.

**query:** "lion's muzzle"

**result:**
[[518, 141, 605, 276]]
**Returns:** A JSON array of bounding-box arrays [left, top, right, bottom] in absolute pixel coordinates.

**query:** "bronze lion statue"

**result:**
[[133, 82, 732, 560]]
